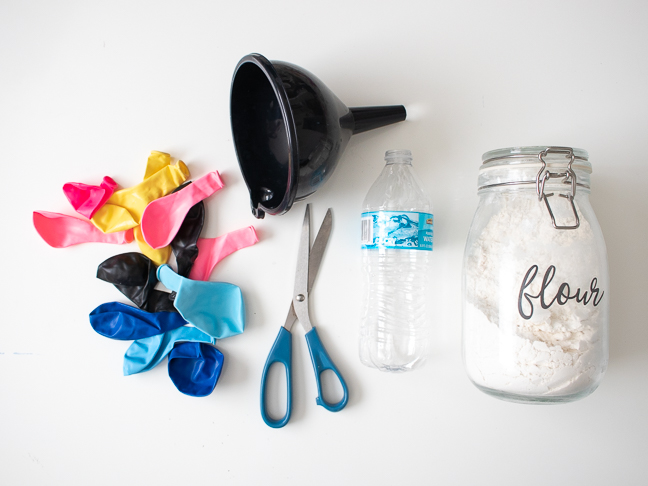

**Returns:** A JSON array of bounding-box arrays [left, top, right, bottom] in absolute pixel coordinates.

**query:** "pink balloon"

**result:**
[[140, 172, 224, 249], [189, 227, 259, 281], [63, 176, 118, 219], [33, 211, 134, 248]]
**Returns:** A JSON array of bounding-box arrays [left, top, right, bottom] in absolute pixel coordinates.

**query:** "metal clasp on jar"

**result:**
[[536, 147, 580, 230]]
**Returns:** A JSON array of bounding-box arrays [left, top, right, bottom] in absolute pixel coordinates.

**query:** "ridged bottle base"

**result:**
[[360, 354, 427, 373]]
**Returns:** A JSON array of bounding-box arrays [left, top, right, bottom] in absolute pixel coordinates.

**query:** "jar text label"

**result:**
[[518, 265, 604, 320]]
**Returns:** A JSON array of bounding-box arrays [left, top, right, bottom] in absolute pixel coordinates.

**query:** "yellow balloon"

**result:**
[[91, 152, 189, 234], [103, 161, 189, 223], [91, 204, 138, 233], [144, 151, 171, 180]]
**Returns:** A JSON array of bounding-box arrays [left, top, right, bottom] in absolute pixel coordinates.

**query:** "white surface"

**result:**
[[1, 1, 647, 484]]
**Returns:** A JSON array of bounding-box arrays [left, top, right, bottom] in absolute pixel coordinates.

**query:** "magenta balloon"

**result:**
[[63, 176, 117, 219]]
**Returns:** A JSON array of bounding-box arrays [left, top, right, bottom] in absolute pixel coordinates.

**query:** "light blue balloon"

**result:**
[[123, 326, 215, 376], [157, 264, 245, 339]]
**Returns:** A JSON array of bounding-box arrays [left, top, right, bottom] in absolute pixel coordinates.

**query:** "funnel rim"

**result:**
[[230, 53, 299, 217]]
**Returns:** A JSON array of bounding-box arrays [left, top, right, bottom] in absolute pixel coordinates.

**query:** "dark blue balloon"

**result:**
[[168, 342, 224, 397], [90, 302, 187, 340]]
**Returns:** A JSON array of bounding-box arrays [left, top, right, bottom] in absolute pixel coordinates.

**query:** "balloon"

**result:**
[[97, 253, 158, 308], [97, 252, 180, 312], [168, 342, 224, 397], [143, 290, 178, 313], [33, 211, 134, 248], [157, 264, 244, 339], [91, 159, 189, 232], [89, 302, 187, 340], [189, 226, 258, 281], [63, 176, 117, 219], [143, 151, 171, 180], [140, 171, 223, 249], [123, 326, 215, 376], [169, 182, 205, 277], [89, 204, 139, 233]]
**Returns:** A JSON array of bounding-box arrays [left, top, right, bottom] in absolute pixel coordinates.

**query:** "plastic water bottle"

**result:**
[[359, 149, 433, 372]]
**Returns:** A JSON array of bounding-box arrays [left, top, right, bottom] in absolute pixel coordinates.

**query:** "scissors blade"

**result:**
[[293, 204, 311, 298], [282, 302, 298, 332], [292, 204, 313, 332], [282, 206, 332, 333], [308, 208, 332, 293]]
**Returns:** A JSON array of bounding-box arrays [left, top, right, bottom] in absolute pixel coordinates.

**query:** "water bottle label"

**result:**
[[361, 211, 433, 250]]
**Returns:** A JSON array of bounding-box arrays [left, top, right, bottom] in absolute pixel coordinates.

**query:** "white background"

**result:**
[[1, 1, 647, 484]]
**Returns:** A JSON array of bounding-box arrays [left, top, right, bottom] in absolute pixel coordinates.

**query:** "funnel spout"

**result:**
[[348, 106, 407, 134]]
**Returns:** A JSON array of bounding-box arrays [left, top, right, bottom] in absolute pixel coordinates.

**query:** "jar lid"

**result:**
[[482, 146, 589, 164], [478, 146, 591, 230]]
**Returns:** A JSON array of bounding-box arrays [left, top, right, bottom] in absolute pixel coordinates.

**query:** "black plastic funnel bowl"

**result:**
[[230, 53, 406, 218]]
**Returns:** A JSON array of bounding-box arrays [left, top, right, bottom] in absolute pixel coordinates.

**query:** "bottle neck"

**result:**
[[384, 149, 412, 166], [386, 159, 412, 166]]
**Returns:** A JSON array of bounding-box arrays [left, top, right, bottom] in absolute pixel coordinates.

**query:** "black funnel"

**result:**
[[230, 53, 406, 218]]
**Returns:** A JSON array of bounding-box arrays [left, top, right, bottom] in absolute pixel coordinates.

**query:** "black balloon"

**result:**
[[96, 182, 204, 311], [170, 181, 205, 277], [97, 252, 158, 308], [143, 289, 177, 313], [96, 253, 177, 312]]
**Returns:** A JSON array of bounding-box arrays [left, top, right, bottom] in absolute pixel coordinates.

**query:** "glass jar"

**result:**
[[462, 146, 609, 404]]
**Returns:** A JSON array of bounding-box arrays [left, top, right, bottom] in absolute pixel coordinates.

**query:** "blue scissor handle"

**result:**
[[260, 327, 292, 428], [305, 327, 349, 412]]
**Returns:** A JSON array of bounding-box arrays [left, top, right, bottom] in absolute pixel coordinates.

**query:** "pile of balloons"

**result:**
[[34, 151, 258, 397]]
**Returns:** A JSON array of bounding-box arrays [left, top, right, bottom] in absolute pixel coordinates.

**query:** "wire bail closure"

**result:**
[[536, 147, 580, 230]]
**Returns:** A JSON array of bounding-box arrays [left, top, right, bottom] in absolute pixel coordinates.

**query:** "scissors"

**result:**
[[260, 204, 349, 428]]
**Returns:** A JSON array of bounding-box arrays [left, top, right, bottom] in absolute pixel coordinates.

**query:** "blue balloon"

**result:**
[[157, 264, 245, 339], [168, 342, 224, 397], [123, 326, 215, 376], [89, 302, 187, 340]]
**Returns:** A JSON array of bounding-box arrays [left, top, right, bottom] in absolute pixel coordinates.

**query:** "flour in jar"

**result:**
[[463, 193, 606, 397]]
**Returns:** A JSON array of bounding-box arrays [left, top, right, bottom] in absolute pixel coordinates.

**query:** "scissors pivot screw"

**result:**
[[295, 294, 305, 302]]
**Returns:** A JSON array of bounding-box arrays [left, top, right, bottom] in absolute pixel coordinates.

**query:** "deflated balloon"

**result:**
[[33, 211, 134, 248], [97, 253, 158, 308], [89, 204, 139, 233], [168, 342, 224, 397], [141, 171, 223, 249], [96, 252, 179, 312], [91, 158, 189, 232], [144, 290, 178, 313], [143, 151, 172, 180], [89, 302, 187, 340], [157, 264, 244, 339], [63, 176, 117, 219], [123, 326, 215, 376], [189, 226, 258, 281], [170, 182, 205, 277], [107, 160, 190, 223]]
